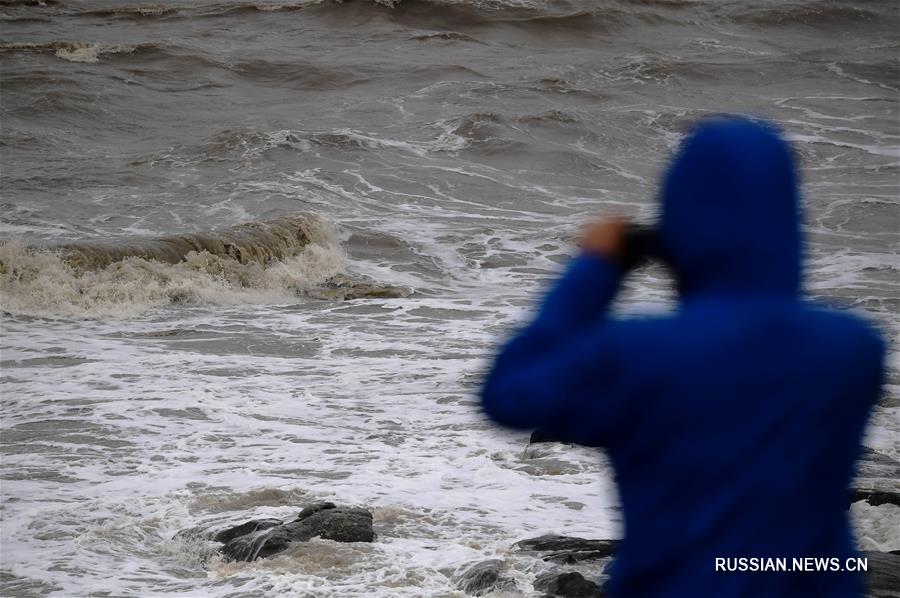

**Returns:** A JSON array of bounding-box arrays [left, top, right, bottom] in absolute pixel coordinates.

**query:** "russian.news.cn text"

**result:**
[[715, 557, 868, 573]]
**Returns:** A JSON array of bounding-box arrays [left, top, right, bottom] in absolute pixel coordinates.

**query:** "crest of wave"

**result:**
[[0, 215, 345, 318], [366, 0, 546, 8]]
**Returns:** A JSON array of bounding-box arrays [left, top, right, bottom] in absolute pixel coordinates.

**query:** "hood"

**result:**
[[659, 117, 802, 299]]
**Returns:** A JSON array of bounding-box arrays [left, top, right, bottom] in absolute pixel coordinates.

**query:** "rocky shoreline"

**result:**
[[179, 498, 899, 597], [177, 502, 375, 563], [174, 440, 899, 596]]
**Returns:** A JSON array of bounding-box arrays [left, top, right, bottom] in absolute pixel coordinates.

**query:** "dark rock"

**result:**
[[222, 525, 293, 562], [297, 501, 337, 521], [310, 277, 412, 300], [850, 489, 900, 508], [455, 559, 515, 596], [288, 505, 374, 543], [517, 535, 619, 564], [534, 571, 601, 597], [221, 503, 375, 562], [211, 518, 282, 544], [865, 551, 900, 598]]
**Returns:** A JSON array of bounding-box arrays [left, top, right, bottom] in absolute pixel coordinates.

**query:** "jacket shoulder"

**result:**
[[608, 303, 885, 381], [800, 305, 885, 357]]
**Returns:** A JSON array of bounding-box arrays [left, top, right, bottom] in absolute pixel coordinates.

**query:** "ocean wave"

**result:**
[[132, 129, 315, 165], [169, 0, 671, 31], [172, 0, 408, 18], [219, 58, 483, 91], [51, 214, 331, 271], [439, 109, 582, 150], [827, 62, 900, 93], [307, 128, 468, 154], [445, 112, 506, 143], [515, 109, 581, 124], [5, 0, 892, 34], [225, 58, 372, 89], [729, 3, 886, 28], [136, 110, 590, 167], [0, 41, 158, 63], [459, 77, 607, 102], [595, 56, 814, 87], [191, 0, 333, 17], [2, 0, 327, 18], [78, 4, 178, 18], [0, 214, 359, 317], [135, 126, 471, 166], [0, 0, 62, 6], [357, 0, 692, 32]]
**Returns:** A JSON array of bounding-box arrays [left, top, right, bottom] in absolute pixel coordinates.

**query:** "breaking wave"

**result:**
[[52, 214, 328, 271], [0, 214, 410, 318]]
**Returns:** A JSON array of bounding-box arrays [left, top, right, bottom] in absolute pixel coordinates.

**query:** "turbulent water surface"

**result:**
[[1, 1, 898, 596]]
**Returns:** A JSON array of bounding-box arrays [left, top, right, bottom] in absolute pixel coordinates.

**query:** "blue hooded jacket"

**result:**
[[481, 118, 885, 597]]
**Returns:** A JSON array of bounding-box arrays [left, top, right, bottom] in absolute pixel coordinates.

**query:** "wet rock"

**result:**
[[285, 504, 374, 543], [220, 502, 374, 562], [850, 489, 900, 508], [534, 571, 602, 597], [455, 559, 515, 596], [220, 525, 293, 562], [516, 535, 618, 564], [211, 518, 282, 544], [175, 517, 284, 543], [297, 501, 337, 521], [308, 277, 412, 300], [865, 551, 900, 598]]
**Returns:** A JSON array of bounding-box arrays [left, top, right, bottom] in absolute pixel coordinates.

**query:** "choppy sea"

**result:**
[[1, 1, 898, 596]]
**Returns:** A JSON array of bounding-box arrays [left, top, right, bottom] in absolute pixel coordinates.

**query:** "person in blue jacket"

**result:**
[[481, 117, 885, 597]]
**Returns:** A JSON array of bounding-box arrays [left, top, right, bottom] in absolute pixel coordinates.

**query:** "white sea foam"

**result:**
[[0, 286, 618, 595]]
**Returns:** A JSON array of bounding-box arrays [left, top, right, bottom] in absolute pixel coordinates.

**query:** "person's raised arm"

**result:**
[[480, 220, 631, 444], [532, 219, 627, 336]]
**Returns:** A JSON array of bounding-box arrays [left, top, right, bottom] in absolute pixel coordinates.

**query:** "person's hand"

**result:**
[[579, 218, 629, 258]]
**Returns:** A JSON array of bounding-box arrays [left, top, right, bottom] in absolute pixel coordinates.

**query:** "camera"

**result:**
[[618, 224, 670, 273]]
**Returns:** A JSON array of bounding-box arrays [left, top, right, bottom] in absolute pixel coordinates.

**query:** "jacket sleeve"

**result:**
[[480, 253, 631, 446]]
